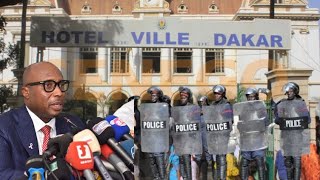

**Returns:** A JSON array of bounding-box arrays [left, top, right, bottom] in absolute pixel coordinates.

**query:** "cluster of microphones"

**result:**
[[19, 116, 135, 180]]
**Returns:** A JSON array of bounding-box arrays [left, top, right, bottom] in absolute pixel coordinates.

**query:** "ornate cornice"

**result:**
[[234, 13, 320, 21]]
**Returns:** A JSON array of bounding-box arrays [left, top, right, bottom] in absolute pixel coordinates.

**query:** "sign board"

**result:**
[[30, 16, 291, 50]]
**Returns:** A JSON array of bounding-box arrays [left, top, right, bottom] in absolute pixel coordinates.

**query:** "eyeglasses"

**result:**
[[26, 80, 70, 93]]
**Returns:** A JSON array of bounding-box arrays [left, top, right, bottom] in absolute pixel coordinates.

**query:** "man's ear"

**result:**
[[21, 86, 29, 99]]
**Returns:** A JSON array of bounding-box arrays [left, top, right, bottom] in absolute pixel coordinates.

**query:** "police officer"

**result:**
[[211, 85, 231, 180], [178, 86, 194, 179], [240, 88, 267, 180], [194, 96, 212, 180], [145, 86, 166, 180], [274, 82, 311, 180]]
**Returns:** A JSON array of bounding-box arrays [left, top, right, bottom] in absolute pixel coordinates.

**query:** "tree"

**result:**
[[0, 0, 23, 7], [0, 16, 6, 32], [0, 38, 20, 72], [0, 16, 21, 72], [0, 85, 14, 113]]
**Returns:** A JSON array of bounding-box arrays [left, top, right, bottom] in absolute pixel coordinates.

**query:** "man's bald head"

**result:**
[[23, 62, 63, 86], [21, 62, 66, 122]]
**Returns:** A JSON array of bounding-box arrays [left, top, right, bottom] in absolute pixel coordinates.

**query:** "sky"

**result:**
[[309, 0, 320, 10]]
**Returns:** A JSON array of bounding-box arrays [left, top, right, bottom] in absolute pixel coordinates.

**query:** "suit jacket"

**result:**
[[0, 106, 85, 180]]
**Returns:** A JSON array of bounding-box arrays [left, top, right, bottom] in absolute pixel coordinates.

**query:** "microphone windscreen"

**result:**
[[45, 133, 73, 158], [25, 155, 45, 177], [65, 141, 94, 170], [73, 129, 101, 154], [119, 139, 135, 159], [86, 117, 115, 144], [114, 100, 135, 131], [25, 155, 44, 170], [100, 144, 113, 159], [47, 158, 73, 180], [105, 115, 130, 141]]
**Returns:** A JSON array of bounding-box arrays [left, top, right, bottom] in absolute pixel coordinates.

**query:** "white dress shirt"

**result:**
[[26, 106, 57, 155]]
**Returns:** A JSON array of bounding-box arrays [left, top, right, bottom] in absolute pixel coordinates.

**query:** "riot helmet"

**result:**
[[198, 95, 209, 106], [283, 82, 299, 100], [162, 95, 171, 105], [212, 85, 226, 102], [245, 87, 259, 101], [147, 86, 163, 103]]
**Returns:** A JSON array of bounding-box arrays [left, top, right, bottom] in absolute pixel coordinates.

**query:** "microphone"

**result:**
[[65, 141, 95, 180], [106, 115, 133, 141], [113, 99, 135, 131], [46, 158, 73, 180], [73, 129, 113, 180], [43, 133, 73, 158], [86, 118, 134, 171], [118, 139, 135, 160], [25, 155, 45, 180], [101, 144, 134, 180]]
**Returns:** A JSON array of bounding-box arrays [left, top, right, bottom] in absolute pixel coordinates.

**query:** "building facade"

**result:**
[[1, 0, 320, 151]]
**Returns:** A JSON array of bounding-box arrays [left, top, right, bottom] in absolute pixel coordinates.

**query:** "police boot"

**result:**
[[217, 155, 227, 180], [200, 160, 208, 180], [155, 153, 166, 179], [255, 156, 265, 180], [184, 155, 192, 180], [179, 155, 187, 179], [211, 160, 218, 180], [148, 153, 160, 179], [284, 156, 293, 180], [240, 158, 249, 180], [293, 156, 301, 180], [193, 158, 202, 179]]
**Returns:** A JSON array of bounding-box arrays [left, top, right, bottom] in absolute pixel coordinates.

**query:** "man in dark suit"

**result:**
[[0, 62, 85, 179]]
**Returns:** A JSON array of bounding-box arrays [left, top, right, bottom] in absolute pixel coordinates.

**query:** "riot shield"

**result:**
[[140, 103, 170, 153], [277, 99, 310, 156], [172, 105, 202, 155], [233, 100, 268, 151], [203, 103, 233, 154]]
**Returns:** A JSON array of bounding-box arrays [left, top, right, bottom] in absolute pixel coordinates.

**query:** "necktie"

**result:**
[[41, 125, 51, 153]]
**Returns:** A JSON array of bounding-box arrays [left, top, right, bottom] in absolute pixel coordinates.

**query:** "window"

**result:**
[[174, 48, 192, 73], [274, 50, 288, 69], [111, 47, 129, 73], [80, 47, 98, 74], [208, 4, 219, 13], [205, 48, 224, 73], [142, 48, 161, 73], [177, 3, 188, 13], [81, 2, 92, 14], [112, 3, 122, 14]]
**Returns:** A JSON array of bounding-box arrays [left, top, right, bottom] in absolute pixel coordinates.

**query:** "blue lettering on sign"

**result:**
[[241, 34, 254, 46], [166, 33, 176, 45], [131, 32, 189, 45], [271, 35, 283, 47], [178, 33, 189, 45], [214, 33, 283, 48], [214, 34, 226, 46], [256, 35, 269, 47], [131, 32, 144, 44], [227, 34, 240, 46], [154, 32, 164, 45]]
